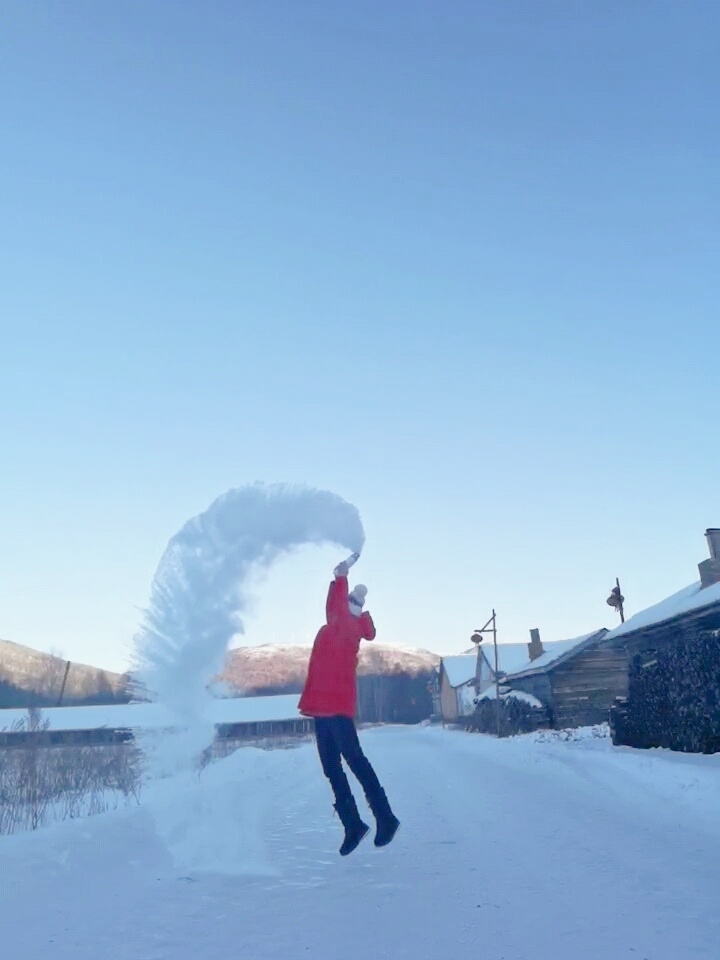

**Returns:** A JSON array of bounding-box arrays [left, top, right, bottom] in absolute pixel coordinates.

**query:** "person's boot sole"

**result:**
[[374, 818, 401, 848], [340, 822, 370, 857]]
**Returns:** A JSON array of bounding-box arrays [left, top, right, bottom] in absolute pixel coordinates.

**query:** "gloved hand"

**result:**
[[334, 560, 349, 578]]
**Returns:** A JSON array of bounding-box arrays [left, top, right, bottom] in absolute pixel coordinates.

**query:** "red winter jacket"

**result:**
[[298, 575, 376, 719]]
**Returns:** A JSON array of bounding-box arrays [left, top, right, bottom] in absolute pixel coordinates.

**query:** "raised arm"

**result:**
[[326, 574, 349, 622]]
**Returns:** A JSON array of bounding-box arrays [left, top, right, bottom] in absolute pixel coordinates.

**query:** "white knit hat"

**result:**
[[348, 584, 367, 616]]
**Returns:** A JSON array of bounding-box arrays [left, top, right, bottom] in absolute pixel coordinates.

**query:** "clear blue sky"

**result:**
[[1, 0, 718, 672]]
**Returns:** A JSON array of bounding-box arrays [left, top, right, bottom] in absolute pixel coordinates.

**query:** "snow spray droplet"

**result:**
[[131, 482, 365, 775]]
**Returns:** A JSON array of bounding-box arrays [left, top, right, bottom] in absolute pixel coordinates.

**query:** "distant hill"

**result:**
[[219, 644, 441, 723], [0, 638, 441, 723], [220, 643, 440, 694], [0, 639, 129, 708]]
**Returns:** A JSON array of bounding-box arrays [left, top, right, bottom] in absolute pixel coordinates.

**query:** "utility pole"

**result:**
[[57, 660, 71, 707], [471, 609, 500, 735]]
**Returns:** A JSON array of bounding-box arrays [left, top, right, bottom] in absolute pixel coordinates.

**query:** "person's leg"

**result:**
[[314, 718, 353, 808], [334, 716, 383, 797], [315, 718, 369, 856], [335, 717, 400, 847]]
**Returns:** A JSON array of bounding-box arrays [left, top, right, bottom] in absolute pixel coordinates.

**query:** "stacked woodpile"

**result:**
[[610, 627, 720, 753], [466, 695, 549, 737]]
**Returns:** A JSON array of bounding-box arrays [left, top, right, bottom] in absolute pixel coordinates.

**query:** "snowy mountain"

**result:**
[[0, 639, 128, 708], [218, 644, 441, 723], [219, 643, 440, 695], [0, 638, 440, 716]]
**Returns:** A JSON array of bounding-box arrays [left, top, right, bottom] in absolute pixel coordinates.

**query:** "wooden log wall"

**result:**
[[549, 645, 629, 729], [218, 718, 314, 740], [0, 727, 134, 748]]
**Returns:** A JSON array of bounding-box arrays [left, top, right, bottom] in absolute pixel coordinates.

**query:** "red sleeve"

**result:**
[[326, 575, 349, 622], [360, 611, 376, 641]]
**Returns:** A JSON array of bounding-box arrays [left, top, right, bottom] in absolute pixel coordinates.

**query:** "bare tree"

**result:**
[[0, 711, 143, 836]]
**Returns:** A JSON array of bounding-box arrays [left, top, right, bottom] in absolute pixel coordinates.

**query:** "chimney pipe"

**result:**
[[699, 529, 720, 589], [706, 529, 720, 560], [528, 628, 544, 662]]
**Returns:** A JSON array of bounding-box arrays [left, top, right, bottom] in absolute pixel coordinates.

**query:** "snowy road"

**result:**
[[3, 726, 720, 959]]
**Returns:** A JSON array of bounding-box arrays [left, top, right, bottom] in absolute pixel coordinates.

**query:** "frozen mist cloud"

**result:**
[[131, 482, 365, 774]]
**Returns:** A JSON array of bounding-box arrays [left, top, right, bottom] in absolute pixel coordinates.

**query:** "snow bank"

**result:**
[[527, 723, 611, 742], [0, 694, 302, 733], [146, 749, 283, 877]]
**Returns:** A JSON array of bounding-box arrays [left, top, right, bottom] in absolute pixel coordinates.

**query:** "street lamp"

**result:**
[[471, 609, 500, 735], [606, 578, 626, 624]]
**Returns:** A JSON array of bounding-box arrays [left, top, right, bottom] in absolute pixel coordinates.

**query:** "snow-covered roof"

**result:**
[[480, 638, 602, 679], [476, 688, 544, 709], [505, 630, 608, 678], [603, 579, 720, 642], [0, 694, 302, 733], [441, 655, 477, 688], [480, 642, 532, 677]]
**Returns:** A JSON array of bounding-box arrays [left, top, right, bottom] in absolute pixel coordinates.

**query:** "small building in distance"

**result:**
[[439, 641, 576, 725], [438, 655, 478, 723]]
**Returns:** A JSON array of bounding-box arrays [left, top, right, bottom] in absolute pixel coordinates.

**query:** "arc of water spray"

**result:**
[[132, 482, 365, 771]]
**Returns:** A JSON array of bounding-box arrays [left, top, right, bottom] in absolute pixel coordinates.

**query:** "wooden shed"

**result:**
[[502, 628, 628, 729]]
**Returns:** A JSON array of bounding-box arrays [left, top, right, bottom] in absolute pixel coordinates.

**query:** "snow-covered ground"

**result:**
[[3, 725, 720, 959]]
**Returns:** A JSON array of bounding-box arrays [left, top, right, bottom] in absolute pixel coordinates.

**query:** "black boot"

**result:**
[[368, 789, 400, 848], [334, 797, 370, 857]]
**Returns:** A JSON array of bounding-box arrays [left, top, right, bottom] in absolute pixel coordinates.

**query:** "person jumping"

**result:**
[[299, 557, 400, 856]]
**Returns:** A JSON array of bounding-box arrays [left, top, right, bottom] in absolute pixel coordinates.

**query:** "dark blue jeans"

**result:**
[[314, 716, 384, 810]]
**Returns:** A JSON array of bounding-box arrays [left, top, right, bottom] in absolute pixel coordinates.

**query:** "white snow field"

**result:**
[[3, 725, 720, 960]]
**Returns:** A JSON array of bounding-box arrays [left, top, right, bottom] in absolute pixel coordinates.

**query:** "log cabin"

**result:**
[[499, 628, 623, 729]]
